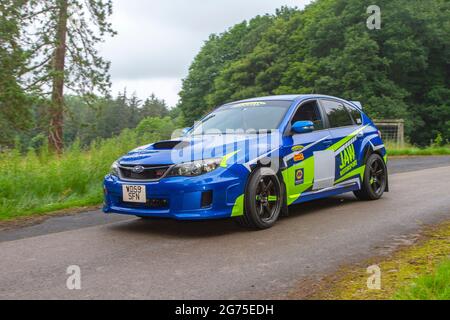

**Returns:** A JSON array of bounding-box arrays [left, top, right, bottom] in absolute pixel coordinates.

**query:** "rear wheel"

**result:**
[[236, 168, 283, 229], [354, 153, 387, 201]]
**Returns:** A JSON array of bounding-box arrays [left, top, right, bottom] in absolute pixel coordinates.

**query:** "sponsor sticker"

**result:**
[[339, 143, 357, 176], [295, 168, 304, 185], [292, 145, 304, 152], [294, 153, 305, 162], [233, 101, 266, 108]]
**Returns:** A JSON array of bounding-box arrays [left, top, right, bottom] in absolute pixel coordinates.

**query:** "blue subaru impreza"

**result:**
[[104, 95, 388, 229]]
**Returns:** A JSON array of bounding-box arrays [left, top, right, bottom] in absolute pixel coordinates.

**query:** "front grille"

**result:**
[[120, 198, 169, 209], [119, 165, 171, 181]]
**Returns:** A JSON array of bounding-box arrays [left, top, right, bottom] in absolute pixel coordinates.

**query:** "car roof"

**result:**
[[218, 95, 364, 115], [225, 94, 349, 104]]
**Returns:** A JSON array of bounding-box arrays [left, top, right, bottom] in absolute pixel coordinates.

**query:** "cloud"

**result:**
[[101, 0, 312, 106], [111, 77, 181, 107]]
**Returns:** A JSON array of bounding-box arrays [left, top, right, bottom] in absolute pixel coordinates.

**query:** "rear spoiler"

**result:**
[[351, 101, 363, 110]]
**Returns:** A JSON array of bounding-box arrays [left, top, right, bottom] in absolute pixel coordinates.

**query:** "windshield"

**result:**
[[190, 101, 292, 135]]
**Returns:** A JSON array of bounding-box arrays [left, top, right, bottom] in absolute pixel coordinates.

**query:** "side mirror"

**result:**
[[292, 121, 314, 134], [182, 127, 192, 135]]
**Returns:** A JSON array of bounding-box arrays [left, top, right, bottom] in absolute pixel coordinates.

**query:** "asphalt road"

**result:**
[[0, 156, 449, 299]]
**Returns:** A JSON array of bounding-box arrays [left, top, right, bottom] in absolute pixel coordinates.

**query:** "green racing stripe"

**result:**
[[231, 126, 370, 215], [283, 126, 369, 205]]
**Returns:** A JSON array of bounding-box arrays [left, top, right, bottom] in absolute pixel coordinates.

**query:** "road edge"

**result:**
[[284, 219, 450, 300]]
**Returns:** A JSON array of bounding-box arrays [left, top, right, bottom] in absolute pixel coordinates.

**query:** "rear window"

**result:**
[[321, 100, 354, 128], [345, 103, 363, 125]]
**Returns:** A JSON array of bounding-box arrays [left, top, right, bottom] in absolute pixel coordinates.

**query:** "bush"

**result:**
[[136, 116, 176, 140]]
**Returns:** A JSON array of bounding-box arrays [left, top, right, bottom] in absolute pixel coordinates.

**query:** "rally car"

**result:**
[[103, 95, 388, 229]]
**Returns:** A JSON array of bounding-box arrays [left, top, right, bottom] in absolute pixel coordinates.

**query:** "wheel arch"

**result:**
[[248, 157, 289, 211], [360, 142, 389, 192]]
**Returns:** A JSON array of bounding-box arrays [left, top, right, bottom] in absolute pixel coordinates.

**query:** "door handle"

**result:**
[[323, 140, 333, 147]]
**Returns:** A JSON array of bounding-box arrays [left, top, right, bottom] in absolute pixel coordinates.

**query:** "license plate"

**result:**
[[122, 185, 146, 203]]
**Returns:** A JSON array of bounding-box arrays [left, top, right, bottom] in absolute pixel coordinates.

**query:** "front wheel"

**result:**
[[236, 168, 283, 230], [354, 153, 387, 201]]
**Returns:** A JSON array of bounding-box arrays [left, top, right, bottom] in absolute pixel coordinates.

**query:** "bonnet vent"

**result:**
[[153, 141, 190, 150]]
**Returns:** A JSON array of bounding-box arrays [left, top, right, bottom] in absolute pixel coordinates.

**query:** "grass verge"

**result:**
[[386, 142, 450, 156], [395, 259, 450, 300], [310, 221, 450, 300], [0, 129, 162, 222]]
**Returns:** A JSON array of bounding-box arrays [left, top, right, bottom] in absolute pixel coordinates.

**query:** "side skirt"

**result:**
[[290, 179, 361, 205]]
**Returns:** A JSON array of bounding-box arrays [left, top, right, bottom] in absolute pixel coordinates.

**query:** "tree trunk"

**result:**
[[49, 0, 68, 154]]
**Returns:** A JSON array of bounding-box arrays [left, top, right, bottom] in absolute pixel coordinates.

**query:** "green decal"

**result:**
[[339, 144, 356, 170], [282, 155, 315, 205], [256, 195, 278, 201], [335, 165, 366, 185], [231, 194, 244, 217], [220, 150, 239, 168], [283, 128, 369, 205], [339, 143, 357, 176], [329, 126, 368, 152]]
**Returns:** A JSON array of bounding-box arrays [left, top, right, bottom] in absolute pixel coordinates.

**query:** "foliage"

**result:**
[[0, 0, 31, 146], [0, 116, 175, 221], [10, 91, 172, 151], [136, 116, 176, 141], [21, 0, 116, 98], [178, 10, 292, 125], [387, 144, 450, 156], [179, 0, 450, 146], [395, 259, 450, 300], [310, 221, 450, 300], [15, 0, 116, 152]]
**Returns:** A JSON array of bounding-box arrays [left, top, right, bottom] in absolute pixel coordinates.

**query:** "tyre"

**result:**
[[236, 167, 283, 229], [354, 153, 387, 201]]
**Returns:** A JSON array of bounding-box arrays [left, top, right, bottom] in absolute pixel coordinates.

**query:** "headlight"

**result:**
[[110, 161, 120, 177], [167, 158, 222, 177]]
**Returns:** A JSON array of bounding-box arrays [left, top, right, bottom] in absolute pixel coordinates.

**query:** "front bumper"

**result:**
[[103, 167, 246, 220]]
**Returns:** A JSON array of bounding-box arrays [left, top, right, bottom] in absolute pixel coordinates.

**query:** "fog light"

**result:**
[[201, 191, 213, 208]]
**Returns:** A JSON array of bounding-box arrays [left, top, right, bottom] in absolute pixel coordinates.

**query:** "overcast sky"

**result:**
[[101, 0, 312, 107]]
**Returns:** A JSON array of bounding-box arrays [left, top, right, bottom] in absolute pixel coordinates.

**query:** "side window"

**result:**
[[345, 104, 363, 125], [321, 100, 354, 128], [291, 101, 324, 130]]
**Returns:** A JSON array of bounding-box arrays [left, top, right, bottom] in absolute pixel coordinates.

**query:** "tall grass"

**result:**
[[395, 259, 450, 300], [0, 129, 160, 221], [385, 141, 450, 156]]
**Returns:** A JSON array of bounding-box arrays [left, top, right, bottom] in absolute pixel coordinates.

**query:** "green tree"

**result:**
[[179, 0, 450, 145], [0, 0, 30, 147], [141, 94, 169, 118], [179, 14, 275, 125], [21, 0, 116, 153]]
